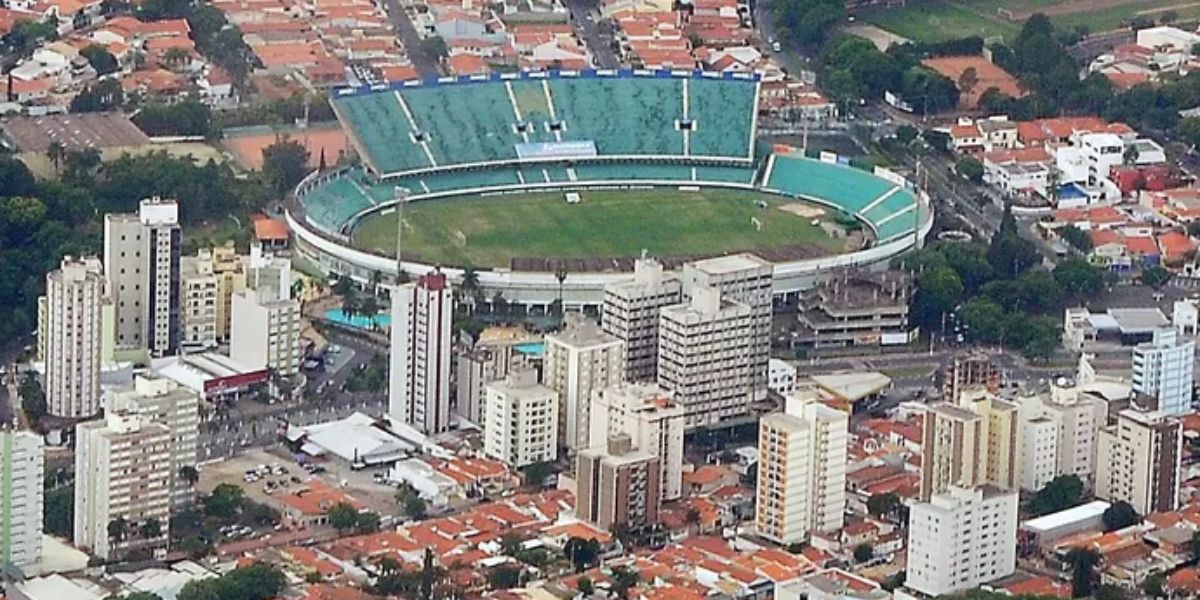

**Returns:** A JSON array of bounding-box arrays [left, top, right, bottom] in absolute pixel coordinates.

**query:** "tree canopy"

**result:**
[[1027, 475, 1084, 516], [1103, 501, 1140, 531], [177, 564, 286, 600]]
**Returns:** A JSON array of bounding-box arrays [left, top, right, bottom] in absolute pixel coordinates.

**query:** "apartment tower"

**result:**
[[544, 315, 625, 450], [389, 272, 452, 435], [103, 197, 181, 356], [601, 258, 682, 381], [42, 256, 106, 418]]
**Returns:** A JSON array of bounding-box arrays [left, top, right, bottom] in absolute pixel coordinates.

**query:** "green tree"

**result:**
[[1103, 501, 1139, 531], [1059, 224, 1092, 253], [132, 101, 213, 137], [853, 543, 874, 563], [1027, 474, 1083, 516], [179, 465, 199, 487], [912, 266, 963, 330], [80, 44, 119, 75], [1065, 548, 1099, 598], [123, 593, 164, 600], [578, 576, 594, 596], [1143, 573, 1167, 599], [178, 563, 286, 600], [140, 517, 162, 539], [610, 566, 640, 600], [959, 297, 1006, 344], [262, 139, 310, 197], [420, 36, 448, 60], [327, 502, 361, 532], [108, 517, 129, 543], [521, 461, 554, 487], [19, 372, 47, 427], [866, 492, 902, 519], [1054, 259, 1107, 300], [70, 79, 124, 112], [487, 565, 522, 590], [44, 485, 73, 537], [895, 125, 918, 145], [564, 536, 602, 572], [988, 206, 1041, 278], [955, 156, 984, 183], [1141, 265, 1171, 289], [204, 483, 245, 519]]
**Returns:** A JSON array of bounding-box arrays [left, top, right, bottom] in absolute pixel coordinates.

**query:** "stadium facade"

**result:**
[[286, 69, 934, 308]]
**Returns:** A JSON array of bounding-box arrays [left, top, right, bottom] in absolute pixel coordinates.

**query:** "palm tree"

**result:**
[[45, 141, 65, 175], [163, 47, 191, 69], [461, 266, 481, 313], [370, 270, 383, 296], [179, 465, 199, 487], [140, 518, 162, 539], [107, 517, 129, 543]]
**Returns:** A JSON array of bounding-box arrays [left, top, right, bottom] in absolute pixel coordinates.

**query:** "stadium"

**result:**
[[286, 69, 934, 308]]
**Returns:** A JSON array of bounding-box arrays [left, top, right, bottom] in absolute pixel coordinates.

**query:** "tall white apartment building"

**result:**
[[179, 252, 219, 352], [103, 197, 181, 356], [755, 390, 849, 545], [483, 369, 558, 469], [105, 375, 199, 509], [906, 486, 1018, 597], [1096, 408, 1182, 515], [544, 315, 624, 450], [1015, 381, 1109, 490], [42, 256, 106, 418], [1132, 328, 1195, 415], [230, 287, 301, 378], [601, 258, 682, 381], [589, 383, 685, 500], [681, 254, 773, 398], [0, 430, 43, 570], [658, 285, 756, 429], [75, 411, 172, 560], [390, 272, 452, 435]]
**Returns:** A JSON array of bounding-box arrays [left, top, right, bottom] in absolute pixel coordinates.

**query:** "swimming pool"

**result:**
[[514, 342, 545, 356], [324, 308, 391, 330]]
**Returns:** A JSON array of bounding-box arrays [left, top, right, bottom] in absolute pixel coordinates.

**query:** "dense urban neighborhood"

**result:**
[[11, 0, 1200, 600]]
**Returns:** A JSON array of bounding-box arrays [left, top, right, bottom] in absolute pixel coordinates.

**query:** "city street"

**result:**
[[564, 0, 618, 68], [382, 0, 440, 78]]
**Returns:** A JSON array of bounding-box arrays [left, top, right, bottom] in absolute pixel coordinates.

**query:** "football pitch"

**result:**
[[351, 188, 850, 269], [860, 0, 1200, 44]]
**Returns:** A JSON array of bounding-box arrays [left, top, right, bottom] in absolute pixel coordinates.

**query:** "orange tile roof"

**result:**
[[1005, 576, 1071, 598], [446, 52, 488, 75], [950, 124, 981, 139], [1089, 229, 1122, 247], [682, 465, 730, 486], [1125, 236, 1159, 256], [1158, 231, 1195, 259], [253, 217, 289, 241], [276, 481, 365, 516], [544, 522, 613, 543]]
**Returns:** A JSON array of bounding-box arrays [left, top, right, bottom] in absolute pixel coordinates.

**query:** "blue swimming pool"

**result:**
[[515, 342, 545, 356], [324, 308, 391, 330]]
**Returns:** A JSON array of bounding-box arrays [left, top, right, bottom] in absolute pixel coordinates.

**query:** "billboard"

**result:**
[[515, 141, 598, 160]]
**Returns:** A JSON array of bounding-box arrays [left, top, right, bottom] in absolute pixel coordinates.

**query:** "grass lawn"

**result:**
[[351, 188, 845, 269], [860, 0, 1200, 44]]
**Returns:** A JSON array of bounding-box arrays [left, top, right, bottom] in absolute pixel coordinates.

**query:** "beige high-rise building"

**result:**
[[1016, 381, 1109, 491], [920, 388, 1020, 501], [179, 253, 218, 352], [483, 369, 559, 469], [105, 375, 199, 509], [231, 258, 301, 380], [75, 411, 172, 560], [103, 197, 181, 356], [681, 254, 773, 398], [588, 383, 685, 500], [601, 258, 682, 381], [658, 285, 756, 429], [544, 315, 624, 450], [42, 256, 106, 418], [208, 243, 247, 340], [576, 434, 660, 531], [1096, 408, 1182, 515], [755, 390, 849, 545]]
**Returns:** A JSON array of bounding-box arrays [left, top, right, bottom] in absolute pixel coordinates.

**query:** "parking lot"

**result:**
[[197, 448, 405, 519]]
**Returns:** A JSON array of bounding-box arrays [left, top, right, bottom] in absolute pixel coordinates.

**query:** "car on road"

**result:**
[[772, 41, 781, 53]]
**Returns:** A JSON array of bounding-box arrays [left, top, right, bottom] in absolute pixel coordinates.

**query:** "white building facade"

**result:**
[[42, 256, 106, 418], [483, 369, 559, 469], [544, 316, 625, 450], [389, 272, 452, 435], [588, 382, 685, 500], [906, 486, 1018, 597], [1132, 328, 1195, 415], [0, 430, 43, 570], [601, 258, 683, 382], [103, 197, 181, 356], [755, 391, 848, 545], [105, 375, 199, 509], [75, 411, 172, 560]]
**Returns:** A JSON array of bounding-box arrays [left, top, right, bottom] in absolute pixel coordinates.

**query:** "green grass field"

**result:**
[[351, 189, 847, 269], [860, 0, 1200, 44]]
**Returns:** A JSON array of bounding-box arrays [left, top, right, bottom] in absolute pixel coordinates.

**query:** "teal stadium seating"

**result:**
[[689, 77, 755, 158], [693, 166, 756, 184], [333, 75, 760, 174]]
